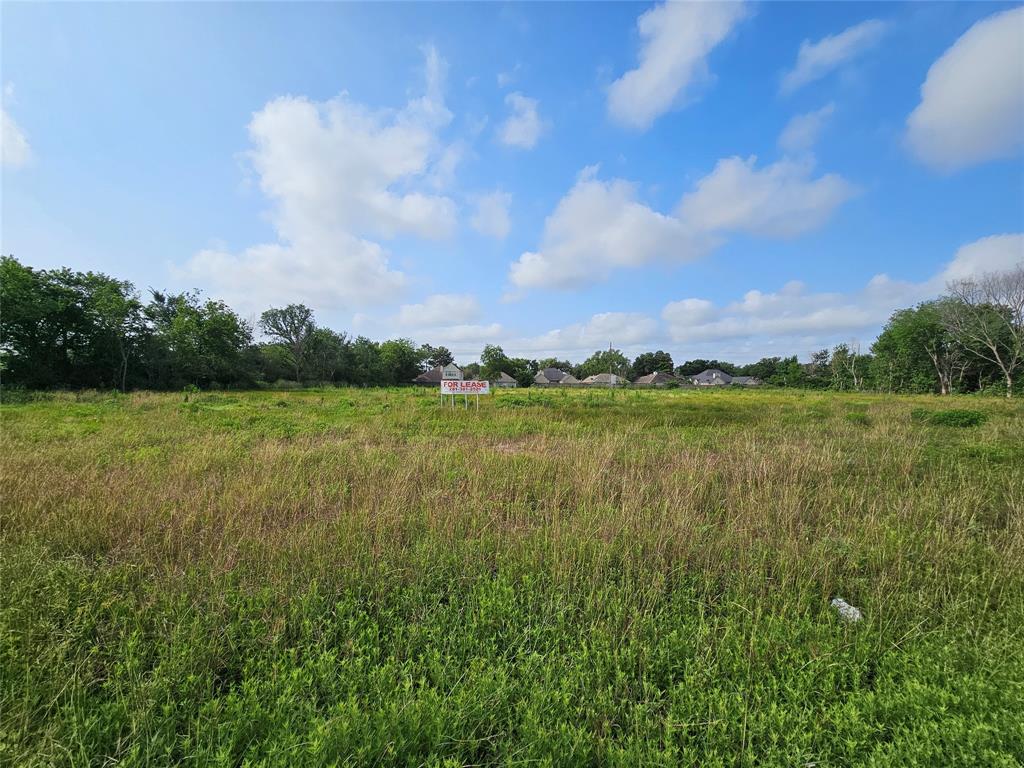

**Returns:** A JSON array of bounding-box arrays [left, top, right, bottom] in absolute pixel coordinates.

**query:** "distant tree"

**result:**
[[461, 361, 482, 380], [829, 343, 865, 391], [945, 267, 1024, 398], [805, 349, 832, 388], [307, 328, 350, 383], [577, 349, 629, 380], [147, 291, 253, 388], [480, 344, 511, 379], [259, 305, 315, 383], [675, 359, 738, 377], [766, 356, 805, 388], [419, 344, 454, 369], [739, 357, 782, 382], [348, 336, 382, 386], [91, 276, 146, 392], [631, 350, 674, 379], [872, 301, 967, 394], [378, 338, 424, 385], [0, 257, 150, 390], [507, 357, 539, 388]]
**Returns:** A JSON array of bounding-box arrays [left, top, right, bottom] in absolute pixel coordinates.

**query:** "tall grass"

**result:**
[[1, 388, 1022, 765]]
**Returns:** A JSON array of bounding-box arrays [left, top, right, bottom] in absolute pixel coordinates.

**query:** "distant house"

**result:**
[[534, 367, 571, 385], [690, 369, 760, 387], [416, 362, 464, 385], [581, 373, 627, 386], [413, 366, 444, 385], [691, 369, 733, 386], [441, 363, 463, 381], [633, 371, 679, 387], [493, 371, 518, 388]]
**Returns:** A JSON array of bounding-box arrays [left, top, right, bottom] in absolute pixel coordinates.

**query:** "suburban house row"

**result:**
[[414, 364, 761, 388]]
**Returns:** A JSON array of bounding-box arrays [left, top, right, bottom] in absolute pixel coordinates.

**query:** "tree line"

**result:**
[[2, 255, 1021, 396]]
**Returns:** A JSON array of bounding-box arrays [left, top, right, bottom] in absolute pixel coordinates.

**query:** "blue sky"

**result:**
[[3, 1, 1022, 363]]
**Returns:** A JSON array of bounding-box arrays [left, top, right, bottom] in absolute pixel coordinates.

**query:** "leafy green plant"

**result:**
[[913, 408, 987, 427]]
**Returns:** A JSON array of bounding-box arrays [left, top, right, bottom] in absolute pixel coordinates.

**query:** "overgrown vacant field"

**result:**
[[2, 387, 1022, 766]]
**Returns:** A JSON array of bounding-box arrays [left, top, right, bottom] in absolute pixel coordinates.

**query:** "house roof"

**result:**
[[536, 367, 569, 383], [414, 366, 444, 383], [495, 371, 516, 383], [560, 373, 580, 384], [634, 371, 677, 385], [582, 373, 625, 384], [692, 368, 732, 383]]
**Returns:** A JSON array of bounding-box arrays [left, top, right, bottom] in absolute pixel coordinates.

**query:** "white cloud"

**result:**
[[432, 323, 505, 344], [677, 155, 858, 238], [780, 19, 888, 95], [778, 103, 835, 154], [662, 233, 1023, 349], [608, 1, 748, 130], [1, 108, 32, 168], [397, 293, 481, 327], [498, 92, 544, 149], [508, 167, 707, 290], [906, 7, 1024, 172], [470, 190, 512, 239], [936, 233, 1024, 284], [515, 312, 660, 355], [182, 47, 457, 313], [510, 154, 857, 291]]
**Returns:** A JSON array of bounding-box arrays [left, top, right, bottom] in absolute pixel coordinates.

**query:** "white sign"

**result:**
[[441, 379, 490, 395]]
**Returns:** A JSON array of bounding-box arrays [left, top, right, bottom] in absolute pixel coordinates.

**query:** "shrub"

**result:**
[[913, 408, 987, 427]]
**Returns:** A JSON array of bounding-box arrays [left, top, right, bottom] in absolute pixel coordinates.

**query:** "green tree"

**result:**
[[631, 350, 674, 379], [307, 328, 350, 383], [348, 337, 382, 386], [871, 301, 966, 394], [419, 344, 454, 369], [577, 349, 629, 380], [480, 344, 511, 379], [146, 291, 253, 388], [259, 305, 314, 383], [378, 338, 423, 385], [945, 268, 1024, 398], [675, 359, 738, 377]]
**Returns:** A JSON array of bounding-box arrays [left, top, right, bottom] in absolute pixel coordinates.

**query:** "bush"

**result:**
[[912, 408, 987, 428]]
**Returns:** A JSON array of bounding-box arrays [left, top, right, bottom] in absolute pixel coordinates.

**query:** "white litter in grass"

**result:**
[[831, 597, 863, 623]]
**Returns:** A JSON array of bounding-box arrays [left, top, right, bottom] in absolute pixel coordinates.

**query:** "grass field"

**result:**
[[2, 387, 1022, 766]]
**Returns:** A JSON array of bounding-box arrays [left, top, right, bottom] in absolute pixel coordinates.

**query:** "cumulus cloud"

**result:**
[[515, 312, 660, 355], [498, 92, 544, 149], [936, 233, 1024, 284], [778, 103, 835, 154], [470, 190, 512, 239], [906, 7, 1024, 172], [510, 155, 856, 291], [1, 108, 32, 168], [662, 233, 1023, 348], [397, 293, 481, 327], [677, 155, 858, 238], [508, 167, 707, 290], [182, 46, 457, 313], [780, 19, 888, 95], [608, 1, 748, 130]]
